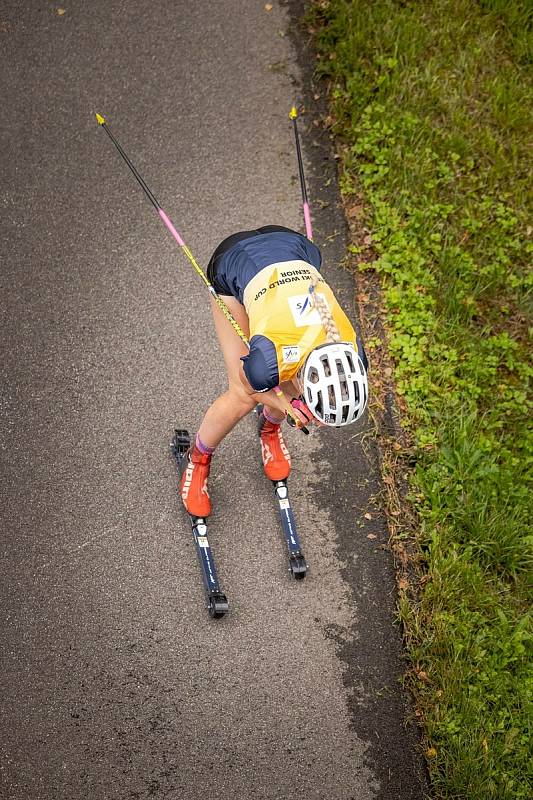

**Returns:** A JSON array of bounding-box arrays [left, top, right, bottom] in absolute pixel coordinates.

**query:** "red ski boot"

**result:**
[[258, 409, 291, 481], [179, 445, 212, 518]]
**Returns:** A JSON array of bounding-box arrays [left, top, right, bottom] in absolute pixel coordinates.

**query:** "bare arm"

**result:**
[[238, 367, 310, 424], [237, 364, 288, 411]]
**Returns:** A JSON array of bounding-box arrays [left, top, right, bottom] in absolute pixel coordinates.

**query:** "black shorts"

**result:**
[[206, 225, 297, 295]]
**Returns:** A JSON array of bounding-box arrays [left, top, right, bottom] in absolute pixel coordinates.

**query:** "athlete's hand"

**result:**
[[289, 398, 325, 427]]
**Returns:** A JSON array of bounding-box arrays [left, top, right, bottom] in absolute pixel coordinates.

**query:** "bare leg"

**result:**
[[197, 296, 258, 448]]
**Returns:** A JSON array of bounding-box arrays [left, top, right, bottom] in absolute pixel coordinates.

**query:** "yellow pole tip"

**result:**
[[95, 113, 106, 125], [289, 106, 297, 119]]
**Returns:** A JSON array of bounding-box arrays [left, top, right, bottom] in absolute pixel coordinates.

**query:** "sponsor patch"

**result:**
[[288, 293, 327, 327], [282, 345, 300, 363]]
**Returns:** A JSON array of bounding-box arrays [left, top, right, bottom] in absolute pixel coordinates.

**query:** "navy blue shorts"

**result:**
[[206, 226, 321, 303], [207, 226, 299, 296]]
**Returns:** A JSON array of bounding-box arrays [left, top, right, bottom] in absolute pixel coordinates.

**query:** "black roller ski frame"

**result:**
[[170, 429, 229, 618], [256, 404, 308, 579], [273, 479, 308, 579]]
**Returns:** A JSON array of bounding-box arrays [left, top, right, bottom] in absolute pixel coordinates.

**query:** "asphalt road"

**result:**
[[1, 2, 429, 798]]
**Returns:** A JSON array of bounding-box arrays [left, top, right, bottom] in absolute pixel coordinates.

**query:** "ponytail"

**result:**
[[309, 278, 341, 343]]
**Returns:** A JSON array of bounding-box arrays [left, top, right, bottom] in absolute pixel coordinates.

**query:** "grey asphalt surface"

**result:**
[[1, 2, 429, 798]]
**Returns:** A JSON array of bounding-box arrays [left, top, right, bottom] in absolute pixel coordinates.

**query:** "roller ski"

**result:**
[[257, 406, 308, 579], [170, 429, 229, 618]]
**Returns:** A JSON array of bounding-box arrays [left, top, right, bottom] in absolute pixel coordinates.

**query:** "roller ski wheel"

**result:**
[[170, 429, 229, 619], [288, 552, 307, 580], [170, 428, 191, 461], [208, 591, 229, 618]]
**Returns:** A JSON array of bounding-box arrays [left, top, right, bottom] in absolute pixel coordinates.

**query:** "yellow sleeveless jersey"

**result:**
[[242, 260, 357, 386]]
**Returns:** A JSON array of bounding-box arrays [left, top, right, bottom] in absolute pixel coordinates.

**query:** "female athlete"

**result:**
[[180, 225, 369, 518]]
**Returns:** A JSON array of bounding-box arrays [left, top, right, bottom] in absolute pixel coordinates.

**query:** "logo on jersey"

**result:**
[[288, 293, 327, 327], [282, 345, 301, 363]]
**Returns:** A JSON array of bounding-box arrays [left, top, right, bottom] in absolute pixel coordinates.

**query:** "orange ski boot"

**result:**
[[258, 408, 291, 481], [179, 442, 212, 518]]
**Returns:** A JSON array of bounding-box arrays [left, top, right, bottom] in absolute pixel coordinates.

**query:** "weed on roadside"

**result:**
[[309, 1, 532, 798]]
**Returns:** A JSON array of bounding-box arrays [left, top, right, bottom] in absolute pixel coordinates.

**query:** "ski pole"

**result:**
[[95, 113, 308, 434], [289, 106, 313, 241], [290, 108, 326, 331]]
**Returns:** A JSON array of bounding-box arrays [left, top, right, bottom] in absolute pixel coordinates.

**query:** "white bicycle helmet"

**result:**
[[300, 342, 368, 427]]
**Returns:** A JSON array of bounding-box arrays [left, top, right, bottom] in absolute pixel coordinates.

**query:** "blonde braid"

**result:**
[[309, 278, 341, 343]]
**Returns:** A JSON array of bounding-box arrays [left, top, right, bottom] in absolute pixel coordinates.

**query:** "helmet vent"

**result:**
[[335, 359, 349, 400], [320, 354, 332, 377], [308, 366, 319, 384], [346, 351, 355, 372]]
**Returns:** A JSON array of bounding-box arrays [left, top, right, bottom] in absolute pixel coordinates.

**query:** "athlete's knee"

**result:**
[[227, 382, 257, 416]]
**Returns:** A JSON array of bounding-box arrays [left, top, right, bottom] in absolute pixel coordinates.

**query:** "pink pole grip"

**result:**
[[303, 202, 313, 241], [159, 208, 185, 247]]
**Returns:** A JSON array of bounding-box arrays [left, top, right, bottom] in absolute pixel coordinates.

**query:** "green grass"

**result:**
[[309, 1, 532, 797]]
